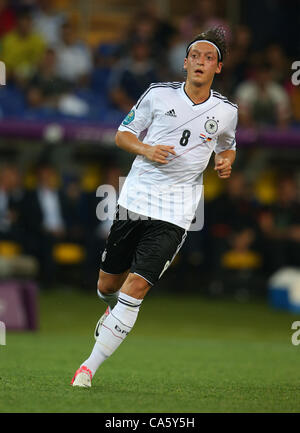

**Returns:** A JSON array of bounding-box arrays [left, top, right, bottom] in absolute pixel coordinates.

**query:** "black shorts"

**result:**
[[100, 206, 187, 285]]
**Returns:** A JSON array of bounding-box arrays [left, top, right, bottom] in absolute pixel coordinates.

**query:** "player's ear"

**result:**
[[215, 62, 223, 74], [183, 57, 188, 70]]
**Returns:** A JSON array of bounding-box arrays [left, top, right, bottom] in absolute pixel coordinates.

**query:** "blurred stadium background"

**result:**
[[1, 0, 300, 298], [0, 0, 300, 413]]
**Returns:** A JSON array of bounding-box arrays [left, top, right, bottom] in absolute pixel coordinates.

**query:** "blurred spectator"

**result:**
[[90, 43, 119, 99], [109, 40, 159, 113], [0, 0, 17, 39], [217, 224, 263, 299], [285, 82, 300, 125], [21, 164, 68, 285], [22, 164, 66, 236], [122, 8, 172, 78], [32, 0, 65, 46], [214, 25, 253, 97], [221, 227, 261, 273], [265, 43, 290, 85], [85, 165, 121, 287], [127, 3, 175, 60], [54, 21, 93, 87], [234, 63, 291, 128], [140, 2, 176, 52], [62, 173, 89, 244], [258, 175, 300, 272], [0, 164, 24, 243], [241, 0, 299, 58], [1, 7, 45, 84], [126, 12, 157, 54], [168, 1, 230, 81], [206, 172, 259, 270], [179, 0, 231, 42], [0, 0, 296, 128], [168, 30, 189, 80], [26, 47, 71, 110], [205, 171, 264, 296]]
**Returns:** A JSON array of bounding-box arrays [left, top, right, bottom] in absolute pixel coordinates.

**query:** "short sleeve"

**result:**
[[118, 86, 154, 136], [214, 110, 238, 154]]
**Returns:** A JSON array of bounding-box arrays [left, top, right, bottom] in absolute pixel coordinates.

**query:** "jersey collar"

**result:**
[[180, 83, 213, 109]]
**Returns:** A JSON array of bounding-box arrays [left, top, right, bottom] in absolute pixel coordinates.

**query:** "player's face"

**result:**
[[184, 41, 222, 86]]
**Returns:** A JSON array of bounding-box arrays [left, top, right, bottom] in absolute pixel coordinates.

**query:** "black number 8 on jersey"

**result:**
[[179, 129, 191, 146]]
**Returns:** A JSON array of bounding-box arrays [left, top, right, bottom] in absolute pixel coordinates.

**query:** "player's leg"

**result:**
[[119, 272, 152, 299], [97, 269, 130, 311], [71, 212, 143, 386], [97, 221, 187, 365], [75, 273, 150, 383], [94, 210, 141, 328], [72, 221, 185, 386], [71, 273, 150, 387], [94, 271, 152, 354], [91, 273, 151, 364], [95, 208, 152, 315], [94, 269, 129, 338], [95, 221, 187, 365]]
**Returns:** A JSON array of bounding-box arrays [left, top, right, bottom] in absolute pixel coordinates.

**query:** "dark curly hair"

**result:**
[[186, 27, 228, 62]]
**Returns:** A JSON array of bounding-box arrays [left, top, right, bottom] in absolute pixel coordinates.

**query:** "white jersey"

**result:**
[[118, 81, 238, 230]]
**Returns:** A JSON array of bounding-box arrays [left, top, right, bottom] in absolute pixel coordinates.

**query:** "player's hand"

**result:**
[[143, 144, 176, 164], [214, 157, 232, 179]]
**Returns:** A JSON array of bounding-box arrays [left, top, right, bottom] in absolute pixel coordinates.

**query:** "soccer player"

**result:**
[[71, 27, 238, 387]]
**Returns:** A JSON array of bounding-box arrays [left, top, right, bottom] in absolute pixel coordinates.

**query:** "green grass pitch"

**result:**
[[0, 288, 300, 413]]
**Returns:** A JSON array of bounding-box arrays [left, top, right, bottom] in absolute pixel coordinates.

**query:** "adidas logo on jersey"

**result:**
[[165, 109, 177, 117]]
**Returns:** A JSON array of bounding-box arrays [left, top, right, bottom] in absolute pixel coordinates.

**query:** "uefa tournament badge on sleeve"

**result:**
[[122, 109, 135, 126], [0, 61, 6, 86]]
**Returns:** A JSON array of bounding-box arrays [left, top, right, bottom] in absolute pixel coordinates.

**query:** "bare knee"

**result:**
[[97, 277, 117, 295], [97, 279, 116, 295], [121, 273, 151, 299], [97, 270, 129, 295]]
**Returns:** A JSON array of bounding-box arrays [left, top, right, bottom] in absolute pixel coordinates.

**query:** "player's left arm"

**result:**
[[214, 110, 238, 179]]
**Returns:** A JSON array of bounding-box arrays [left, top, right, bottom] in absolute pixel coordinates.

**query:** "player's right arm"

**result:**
[[115, 84, 175, 164], [115, 131, 176, 164]]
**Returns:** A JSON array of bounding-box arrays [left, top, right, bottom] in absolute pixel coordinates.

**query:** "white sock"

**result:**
[[97, 285, 120, 312], [82, 293, 142, 377], [81, 341, 107, 377]]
